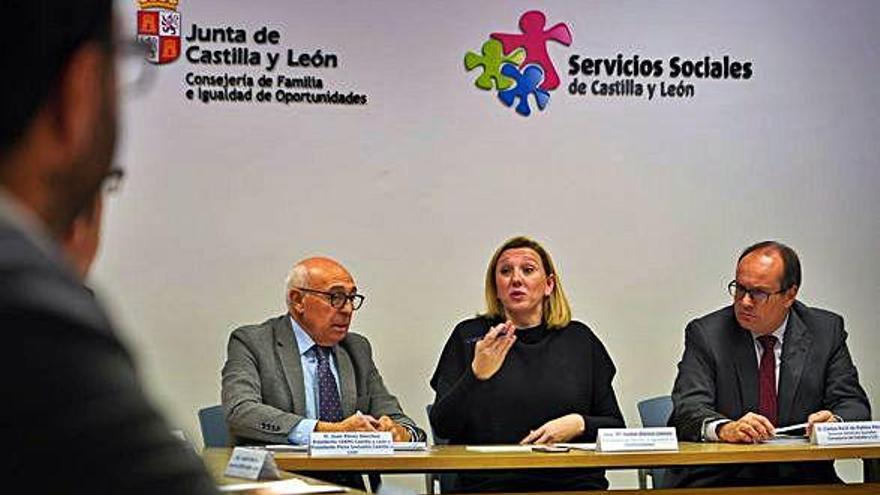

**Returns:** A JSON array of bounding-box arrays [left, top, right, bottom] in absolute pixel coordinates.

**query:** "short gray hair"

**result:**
[[284, 262, 310, 307]]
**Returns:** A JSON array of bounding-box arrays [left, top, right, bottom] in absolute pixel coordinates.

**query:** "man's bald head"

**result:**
[[285, 257, 353, 303], [285, 257, 358, 346]]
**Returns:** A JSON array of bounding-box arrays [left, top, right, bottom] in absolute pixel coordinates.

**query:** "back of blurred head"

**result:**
[[0, 0, 117, 237]]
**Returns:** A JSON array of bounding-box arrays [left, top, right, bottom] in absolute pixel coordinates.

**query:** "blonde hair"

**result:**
[[483, 236, 571, 329]]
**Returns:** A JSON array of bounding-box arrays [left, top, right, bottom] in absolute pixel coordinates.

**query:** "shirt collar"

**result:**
[[751, 313, 788, 345], [289, 315, 317, 356]]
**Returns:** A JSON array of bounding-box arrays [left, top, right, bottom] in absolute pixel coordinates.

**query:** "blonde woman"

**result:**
[[430, 236, 624, 492]]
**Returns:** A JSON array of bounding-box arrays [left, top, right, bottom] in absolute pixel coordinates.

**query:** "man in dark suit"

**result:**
[[222, 256, 425, 487], [0, 2, 216, 493], [668, 240, 871, 487]]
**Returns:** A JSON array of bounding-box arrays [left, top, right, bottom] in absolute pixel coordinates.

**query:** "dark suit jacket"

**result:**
[[667, 301, 871, 487], [0, 214, 216, 493], [221, 314, 425, 444]]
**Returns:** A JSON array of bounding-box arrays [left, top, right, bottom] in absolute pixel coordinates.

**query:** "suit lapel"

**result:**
[[777, 306, 810, 425], [732, 323, 759, 414], [334, 344, 357, 418], [273, 315, 307, 415]]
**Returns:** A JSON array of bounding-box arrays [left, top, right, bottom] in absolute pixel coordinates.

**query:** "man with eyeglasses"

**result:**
[[667, 241, 870, 487], [0, 1, 216, 493], [221, 256, 425, 489]]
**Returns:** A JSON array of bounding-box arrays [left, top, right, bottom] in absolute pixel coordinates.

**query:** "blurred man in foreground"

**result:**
[[0, 2, 216, 492]]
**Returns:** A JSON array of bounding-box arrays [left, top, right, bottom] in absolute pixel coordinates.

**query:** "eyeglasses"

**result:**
[[727, 280, 785, 304], [101, 167, 125, 195], [294, 287, 365, 310], [116, 38, 156, 96]]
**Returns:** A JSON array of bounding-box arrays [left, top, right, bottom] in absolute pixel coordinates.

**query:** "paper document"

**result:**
[[393, 441, 428, 451], [774, 422, 808, 434], [555, 443, 597, 451], [261, 442, 426, 452], [219, 478, 346, 493], [262, 444, 309, 452], [466, 445, 533, 453], [764, 436, 810, 445]]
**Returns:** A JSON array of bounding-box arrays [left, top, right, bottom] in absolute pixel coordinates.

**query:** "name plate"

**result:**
[[811, 421, 880, 446], [310, 431, 393, 456], [596, 427, 679, 452], [224, 447, 281, 480]]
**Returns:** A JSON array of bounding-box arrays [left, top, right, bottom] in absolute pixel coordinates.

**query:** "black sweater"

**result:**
[[429, 317, 625, 492]]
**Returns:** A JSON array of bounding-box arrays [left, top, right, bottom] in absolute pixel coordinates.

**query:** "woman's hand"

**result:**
[[471, 321, 516, 380], [520, 414, 586, 444]]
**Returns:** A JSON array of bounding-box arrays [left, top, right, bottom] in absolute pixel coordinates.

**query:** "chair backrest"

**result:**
[[636, 395, 674, 489], [425, 404, 450, 445], [424, 404, 455, 494], [637, 395, 674, 428], [198, 404, 230, 448]]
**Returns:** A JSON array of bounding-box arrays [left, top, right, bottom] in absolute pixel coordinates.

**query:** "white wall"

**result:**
[[99, 0, 879, 488]]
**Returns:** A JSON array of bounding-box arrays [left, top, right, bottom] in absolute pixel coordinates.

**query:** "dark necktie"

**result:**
[[757, 335, 778, 426], [315, 345, 344, 423]]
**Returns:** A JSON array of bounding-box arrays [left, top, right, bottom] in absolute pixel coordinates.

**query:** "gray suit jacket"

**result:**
[[221, 314, 425, 444], [667, 301, 871, 487], [0, 206, 216, 493]]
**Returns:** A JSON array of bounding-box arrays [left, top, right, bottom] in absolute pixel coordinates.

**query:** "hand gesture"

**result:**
[[319, 412, 380, 433], [717, 412, 774, 443], [377, 415, 412, 442], [520, 414, 585, 444], [471, 321, 516, 381]]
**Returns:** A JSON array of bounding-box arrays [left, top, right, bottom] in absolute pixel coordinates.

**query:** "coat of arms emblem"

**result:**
[[137, 0, 181, 64]]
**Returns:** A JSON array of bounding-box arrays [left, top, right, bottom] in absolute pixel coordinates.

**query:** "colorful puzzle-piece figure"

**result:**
[[464, 39, 526, 90], [498, 64, 550, 117], [491, 10, 572, 91]]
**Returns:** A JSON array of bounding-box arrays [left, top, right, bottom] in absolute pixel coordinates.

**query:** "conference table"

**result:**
[[204, 442, 880, 494]]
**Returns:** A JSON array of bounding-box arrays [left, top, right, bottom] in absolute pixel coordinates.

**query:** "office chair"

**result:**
[[198, 404, 231, 448], [636, 395, 674, 489], [425, 404, 457, 494]]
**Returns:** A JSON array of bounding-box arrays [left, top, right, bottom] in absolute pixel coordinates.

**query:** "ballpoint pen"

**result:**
[[464, 330, 510, 344]]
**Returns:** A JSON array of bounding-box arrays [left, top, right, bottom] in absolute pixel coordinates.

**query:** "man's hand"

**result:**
[[377, 415, 412, 442], [472, 321, 516, 380], [717, 412, 775, 443], [316, 412, 380, 433], [806, 410, 837, 436], [520, 414, 585, 444]]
